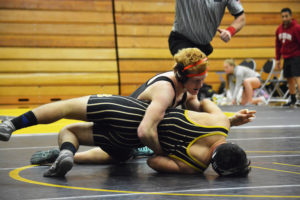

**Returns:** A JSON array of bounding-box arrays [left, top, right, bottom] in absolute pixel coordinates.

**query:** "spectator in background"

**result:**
[[169, 0, 246, 56], [275, 8, 300, 107], [224, 59, 263, 105]]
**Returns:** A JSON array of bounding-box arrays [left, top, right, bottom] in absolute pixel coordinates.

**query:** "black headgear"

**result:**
[[174, 62, 188, 83], [211, 143, 251, 177]]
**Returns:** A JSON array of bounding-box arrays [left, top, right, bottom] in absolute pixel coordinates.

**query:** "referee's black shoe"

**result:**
[[283, 101, 297, 107]]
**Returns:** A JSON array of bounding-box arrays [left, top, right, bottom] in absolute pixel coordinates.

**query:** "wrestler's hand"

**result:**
[[229, 109, 256, 126]]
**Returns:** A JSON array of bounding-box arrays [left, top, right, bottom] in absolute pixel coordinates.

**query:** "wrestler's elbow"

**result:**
[[137, 117, 160, 140], [137, 123, 153, 142], [137, 124, 146, 140]]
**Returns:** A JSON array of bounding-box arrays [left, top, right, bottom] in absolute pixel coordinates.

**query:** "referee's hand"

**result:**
[[217, 28, 231, 43]]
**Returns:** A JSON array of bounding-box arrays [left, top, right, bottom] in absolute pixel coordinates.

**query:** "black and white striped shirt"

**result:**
[[172, 0, 244, 44]]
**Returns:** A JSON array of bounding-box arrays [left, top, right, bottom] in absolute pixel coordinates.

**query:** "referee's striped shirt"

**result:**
[[173, 0, 244, 44]]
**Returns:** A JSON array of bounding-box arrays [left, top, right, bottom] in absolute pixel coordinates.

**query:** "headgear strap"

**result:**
[[182, 57, 208, 72], [185, 70, 207, 77]]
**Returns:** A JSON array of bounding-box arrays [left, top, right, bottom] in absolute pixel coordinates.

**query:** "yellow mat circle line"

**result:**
[[273, 162, 300, 168], [9, 165, 300, 198]]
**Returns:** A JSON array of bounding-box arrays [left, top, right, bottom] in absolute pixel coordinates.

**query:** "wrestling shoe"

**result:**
[[30, 148, 60, 165], [132, 146, 154, 158], [43, 150, 74, 177], [0, 120, 15, 141]]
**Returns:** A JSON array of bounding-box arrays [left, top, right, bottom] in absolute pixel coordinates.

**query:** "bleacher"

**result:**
[[0, 0, 299, 107]]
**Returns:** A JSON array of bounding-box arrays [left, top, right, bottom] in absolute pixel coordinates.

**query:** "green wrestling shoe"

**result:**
[[133, 146, 154, 158], [30, 148, 60, 165]]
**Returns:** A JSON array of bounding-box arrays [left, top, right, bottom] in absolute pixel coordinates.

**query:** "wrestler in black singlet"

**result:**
[[87, 95, 228, 171], [130, 73, 187, 108]]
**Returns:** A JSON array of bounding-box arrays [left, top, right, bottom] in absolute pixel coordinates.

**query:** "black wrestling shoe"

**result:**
[[30, 149, 60, 165], [0, 121, 15, 141], [43, 150, 74, 177], [283, 101, 296, 107]]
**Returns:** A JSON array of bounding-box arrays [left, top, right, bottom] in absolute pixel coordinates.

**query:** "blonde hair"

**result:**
[[224, 59, 236, 89], [224, 59, 236, 67], [173, 48, 208, 82]]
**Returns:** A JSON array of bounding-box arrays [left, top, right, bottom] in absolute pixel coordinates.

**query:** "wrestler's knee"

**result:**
[[59, 122, 94, 146], [243, 79, 251, 87]]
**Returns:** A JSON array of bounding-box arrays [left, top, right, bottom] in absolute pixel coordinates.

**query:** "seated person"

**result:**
[[224, 59, 263, 105], [0, 94, 254, 177]]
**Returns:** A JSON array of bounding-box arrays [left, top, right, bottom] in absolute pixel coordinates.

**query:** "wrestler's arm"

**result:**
[[147, 156, 197, 174], [185, 96, 223, 114], [137, 83, 174, 155], [184, 94, 203, 112], [187, 97, 255, 126], [199, 98, 256, 126], [198, 98, 223, 114], [229, 109, 256, 126]]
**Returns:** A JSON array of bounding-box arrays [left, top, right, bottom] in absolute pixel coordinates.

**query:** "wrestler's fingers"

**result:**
[[248, 117, 255, 122], [245, 113, 256, 119], [238, 109, 249, 114], [239, 112, 255, 119], [247, 110, 256, 114], [245, 113, 255, 117], [217, 28, 222, 33], [241, 109, 256, 115]]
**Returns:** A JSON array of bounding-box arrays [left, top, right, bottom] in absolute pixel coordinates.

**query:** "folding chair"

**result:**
[[239, 58, 256, 71], [254, 59, 276, 101], [267, 70, 289, 104]]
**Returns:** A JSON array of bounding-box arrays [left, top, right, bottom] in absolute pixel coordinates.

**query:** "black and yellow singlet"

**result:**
[[87, 95, 148, 161], [87, 95, 229, 170], [157, 109, 228, 172]]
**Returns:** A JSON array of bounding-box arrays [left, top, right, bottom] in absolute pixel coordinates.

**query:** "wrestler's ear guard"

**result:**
[[175, 62, 188, 83], [176, 62, 185, 70]]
